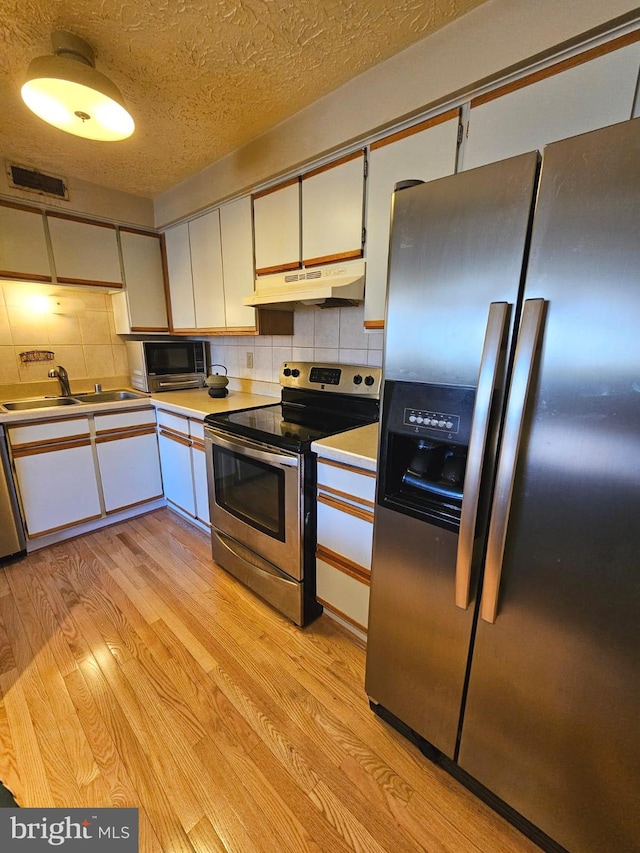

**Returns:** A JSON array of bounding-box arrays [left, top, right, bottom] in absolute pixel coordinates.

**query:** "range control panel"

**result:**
[[281, 362, 381, 398], [404, 409, 460, 434]]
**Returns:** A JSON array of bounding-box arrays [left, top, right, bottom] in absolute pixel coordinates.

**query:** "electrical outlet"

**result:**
[[246, 351, 254, 369]]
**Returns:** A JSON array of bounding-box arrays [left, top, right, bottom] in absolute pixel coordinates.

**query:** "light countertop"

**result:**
[[150, 388, 276, 419], [311, 422, 380, 472]]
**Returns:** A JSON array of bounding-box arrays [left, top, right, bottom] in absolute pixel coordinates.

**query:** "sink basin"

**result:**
[[1, 397, 81, 411], [1, 390, 148, 412], [74, 390, 148, 403]]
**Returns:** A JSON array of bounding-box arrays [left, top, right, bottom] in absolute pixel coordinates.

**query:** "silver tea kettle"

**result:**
[[205, 364, 229, 398]]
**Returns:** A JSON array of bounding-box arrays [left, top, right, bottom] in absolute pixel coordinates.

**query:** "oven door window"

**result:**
[[213, 445, 285, 541]]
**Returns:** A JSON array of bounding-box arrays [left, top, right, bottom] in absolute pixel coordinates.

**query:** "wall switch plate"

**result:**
[[246, 351, 254, 369]]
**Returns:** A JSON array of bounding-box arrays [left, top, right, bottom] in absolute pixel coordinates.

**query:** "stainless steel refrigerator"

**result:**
[[365, 117, 640, 853]]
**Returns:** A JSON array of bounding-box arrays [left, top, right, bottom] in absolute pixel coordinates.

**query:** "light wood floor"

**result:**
[[0, 508, 541, 853]]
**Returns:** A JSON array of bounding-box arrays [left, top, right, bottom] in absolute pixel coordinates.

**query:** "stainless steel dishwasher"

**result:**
[[0, 425, 26, 562]]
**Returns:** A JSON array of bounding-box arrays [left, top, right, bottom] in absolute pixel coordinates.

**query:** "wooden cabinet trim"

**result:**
[[303, 149, 364, 181], [105, 495, 163, 515], [255, 261, 302, 276], [370, 107, 460, 151], [55, 276, 122, 288], [317, 597, 368, 636], [159, 428, 192, 448], [318, 457, 376, 478], [253, 177, 300, 200], [364, 320, 384, 330], [0, 269, 51, 282], [191, 437, 205, 452], [95, 426, 157, 444], [317, 492, 374, 524], [0, 199, 45, 215], [11, 437, 93, 458], [7, 414, 89, 430], [317, 483, 375, 509], [45, 211, 117, 230], [157, 408, 189, 421], [317, 545, 371, 585], [303, 249, 363, 268], [471, 29, 640, 108], [118, 225, 160, 237], [28, 513, 104, 538]]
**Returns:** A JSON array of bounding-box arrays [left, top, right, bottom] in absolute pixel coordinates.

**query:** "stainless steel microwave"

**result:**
[[126, 340, 208, 392]]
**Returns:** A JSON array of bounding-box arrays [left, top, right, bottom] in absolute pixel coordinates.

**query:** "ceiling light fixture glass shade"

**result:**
[[21, 31, 135, 141]]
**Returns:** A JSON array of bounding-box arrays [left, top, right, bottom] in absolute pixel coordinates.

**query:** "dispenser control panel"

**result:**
[[404, 408, 460, 434]]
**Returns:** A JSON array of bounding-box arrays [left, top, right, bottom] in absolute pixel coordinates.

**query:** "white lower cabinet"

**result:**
[[156, 409, 210, 526], [8, 408, 162, 540], [315, 457, 376, 636], [95, 409, 163, 512]]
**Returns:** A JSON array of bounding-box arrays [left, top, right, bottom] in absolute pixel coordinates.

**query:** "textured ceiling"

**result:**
[[0, 0, 486, 198]]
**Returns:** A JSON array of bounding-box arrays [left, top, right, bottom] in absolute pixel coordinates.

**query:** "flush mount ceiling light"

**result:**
[[21, 30, 135, 141]]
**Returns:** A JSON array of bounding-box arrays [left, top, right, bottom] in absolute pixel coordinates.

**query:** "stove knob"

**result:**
[[364, 375, 375, 386], [353, 374, 363, 385], [283, 368, 291, 377], [291, 368, 300, 378]]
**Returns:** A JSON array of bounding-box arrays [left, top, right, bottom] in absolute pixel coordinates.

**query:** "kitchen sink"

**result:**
[[1, 397, 81, 411], [74, 390, 148, 403], [0, 390, 148, 412]]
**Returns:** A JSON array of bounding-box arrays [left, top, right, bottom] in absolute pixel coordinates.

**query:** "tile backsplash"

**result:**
[[205, 304, 384, 385], [0, 282, 129, 390]]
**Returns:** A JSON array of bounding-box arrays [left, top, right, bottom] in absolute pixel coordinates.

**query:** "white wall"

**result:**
[[154, 0, 640, 226]]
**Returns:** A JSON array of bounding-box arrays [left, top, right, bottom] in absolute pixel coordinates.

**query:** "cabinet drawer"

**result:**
[[317, 557, 370, 632], [317, 458, 376, 506], [95, 407, 156, 434], [156, 408, 190, 436], [316, 495, 374, 570], [188, 418, 205, 441], [8, 416, 91, 447]]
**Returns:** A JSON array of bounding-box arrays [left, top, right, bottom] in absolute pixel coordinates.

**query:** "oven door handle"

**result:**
[[205, 428, 299, 468]]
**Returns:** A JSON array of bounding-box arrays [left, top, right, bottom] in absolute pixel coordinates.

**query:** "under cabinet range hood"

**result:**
[[244, 259, 365, 310]]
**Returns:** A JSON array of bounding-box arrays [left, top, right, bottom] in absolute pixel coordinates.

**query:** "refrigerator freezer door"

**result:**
[[459, 118, 640, 852], [366, 152, 539, 758]]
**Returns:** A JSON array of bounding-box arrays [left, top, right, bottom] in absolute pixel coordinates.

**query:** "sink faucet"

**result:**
[[48, 365, 72, 396]]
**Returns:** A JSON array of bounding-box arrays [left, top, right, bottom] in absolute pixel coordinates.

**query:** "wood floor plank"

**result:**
[[0, 509, 541, 853]]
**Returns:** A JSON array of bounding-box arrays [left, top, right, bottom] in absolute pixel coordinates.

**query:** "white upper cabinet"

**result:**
[[114, 229, 169, 333], [47, 213, 123, 287], [189, 209, 226, 329], [220, 196, 256, 329], [164, 222, 196, 330], [301, 151, 365, 265], [253, 178, 301, 275], [463, 41, 640, 171], [365, 110, 460, 328], [0, 202, 51, 282]]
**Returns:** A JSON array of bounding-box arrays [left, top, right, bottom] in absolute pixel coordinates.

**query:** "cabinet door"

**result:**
[[253, 179, 301, 275], [188, 210, 226, 329], [463, 41, 640, 171], [96, 431, 163, 512], [191, 442, 210, 524], [219, 197, 256, 330], [13, 442, 102, 536], [158, 429, 195, 516], [0, 202, 51, 282], [164, 222, 196, 330], [365, 111, 460, 327], [47, 214, 122, 287], [302, 151, 365, 265], [119, 229, 169, 332]]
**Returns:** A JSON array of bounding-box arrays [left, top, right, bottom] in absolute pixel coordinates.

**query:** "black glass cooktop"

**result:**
[[205, 399, 379, 453]]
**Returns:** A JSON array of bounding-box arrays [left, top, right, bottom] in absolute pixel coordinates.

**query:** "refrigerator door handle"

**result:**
[[455, 301, 510, 609], [481, 298, 546, 623]]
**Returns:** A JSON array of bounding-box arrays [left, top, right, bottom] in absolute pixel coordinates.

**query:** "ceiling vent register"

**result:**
[[7, 162, 68, 199]]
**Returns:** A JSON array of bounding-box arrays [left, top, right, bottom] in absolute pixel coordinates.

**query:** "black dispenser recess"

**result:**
[[378, 381, 476, 533]]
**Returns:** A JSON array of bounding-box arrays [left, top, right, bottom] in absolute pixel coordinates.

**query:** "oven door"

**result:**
[[205, 427, 303, 579]]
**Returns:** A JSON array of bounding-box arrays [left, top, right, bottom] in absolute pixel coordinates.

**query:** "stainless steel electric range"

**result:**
[[204, 362, 381, 626]]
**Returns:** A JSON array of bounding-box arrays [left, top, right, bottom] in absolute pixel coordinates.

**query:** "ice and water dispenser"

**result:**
[[378, 382, 476, 533]]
